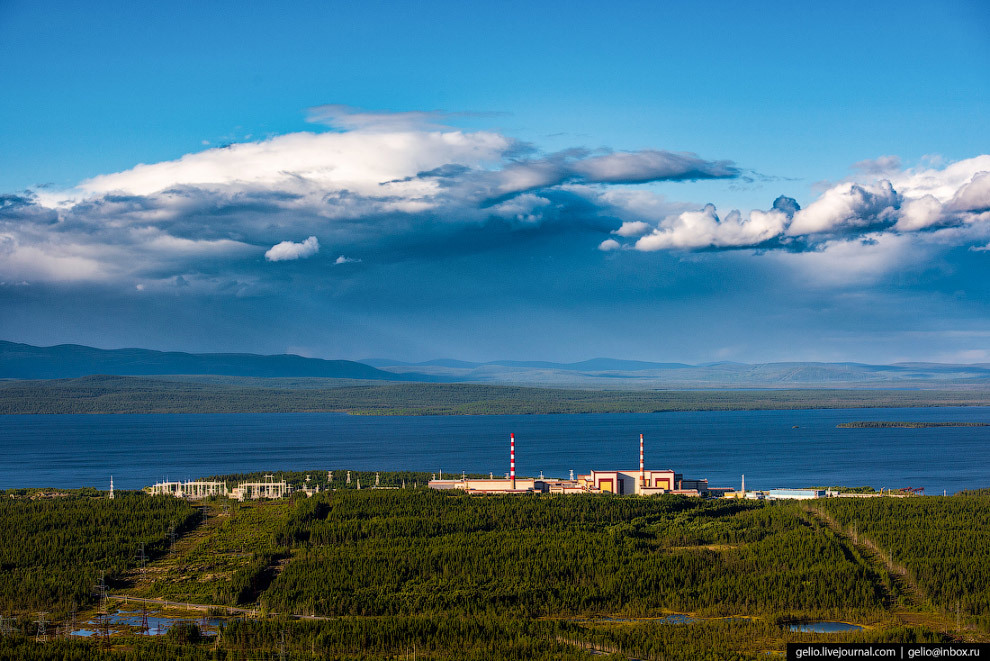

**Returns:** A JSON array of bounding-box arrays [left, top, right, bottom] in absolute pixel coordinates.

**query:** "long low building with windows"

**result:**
[[765, 488, 826, 500]]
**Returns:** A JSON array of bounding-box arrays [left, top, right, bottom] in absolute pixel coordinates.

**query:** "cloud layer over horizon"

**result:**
[[0, 107, 987, 296], [1, 106, 990, 364], [0, 106, 753, 288]]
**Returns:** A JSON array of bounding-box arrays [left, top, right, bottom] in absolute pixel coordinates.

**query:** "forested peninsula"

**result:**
[[838, 421, 989, 428]]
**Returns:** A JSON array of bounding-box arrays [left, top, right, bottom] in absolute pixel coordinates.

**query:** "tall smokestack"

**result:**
[[510, 433, 516, 489], [639, 434, 646, 489]]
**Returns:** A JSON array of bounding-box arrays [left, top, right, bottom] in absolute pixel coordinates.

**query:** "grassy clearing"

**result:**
[[814, 495, 990, 637], [132, 499, 296, 606]]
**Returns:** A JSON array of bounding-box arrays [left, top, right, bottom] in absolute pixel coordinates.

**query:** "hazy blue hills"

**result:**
[[362, 358, 692, 371], [365, 357, 990, 389], [4, 340, 990, 389], [0, 341, 431, 381]]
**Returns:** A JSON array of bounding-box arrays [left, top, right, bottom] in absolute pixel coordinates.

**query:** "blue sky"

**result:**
[[1, 0, 989, 363]]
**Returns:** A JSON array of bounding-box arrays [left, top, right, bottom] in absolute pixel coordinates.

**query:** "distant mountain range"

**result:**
[[363, 357, 990, 389], [0, 341, 428, 381], [4, 341, 990, 389], [365, 358, 694, 371]]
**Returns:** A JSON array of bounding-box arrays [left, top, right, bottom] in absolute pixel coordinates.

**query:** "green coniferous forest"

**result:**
[[815, 495, 990, 631], [0, 484, 986, 660], [0, 492, 198, 615]]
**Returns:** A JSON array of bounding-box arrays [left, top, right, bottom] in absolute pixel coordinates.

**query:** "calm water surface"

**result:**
[[789, 622, 864, 633], [2, 407, 989, 493]]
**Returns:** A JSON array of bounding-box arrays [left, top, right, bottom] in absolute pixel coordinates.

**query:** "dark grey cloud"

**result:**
[[306, 104, 511, 132], [772, 195, 800, 216], [305, 104, 452, 131], [406, 164, 473, 181], [851, 155, 902, 175], [569, 150, 739, 184]]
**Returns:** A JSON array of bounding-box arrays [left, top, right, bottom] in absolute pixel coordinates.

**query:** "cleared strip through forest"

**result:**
[[802, 503, 927, 611]]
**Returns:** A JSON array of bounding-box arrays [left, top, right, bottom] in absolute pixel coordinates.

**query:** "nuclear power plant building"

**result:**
[[428, 433, 709, 496], [577, 469, 708, 496]]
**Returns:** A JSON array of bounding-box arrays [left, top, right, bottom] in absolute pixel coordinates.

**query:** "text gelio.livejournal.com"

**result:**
[[788, 644, 990, 660]]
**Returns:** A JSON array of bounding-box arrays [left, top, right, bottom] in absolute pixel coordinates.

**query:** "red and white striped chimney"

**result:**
[[510, 433, 516, 489], [639, 433, 645, 489]]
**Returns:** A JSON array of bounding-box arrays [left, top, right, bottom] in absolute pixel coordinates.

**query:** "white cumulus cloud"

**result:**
[[896, 195, 944, 231], [787, 181, 900, 236], [595, 154, 990, 258], [949, 171, 990, 213], [73, 129, 512, 200], [635, 205, 789, 251], [489, 194, 551, 224], [265, 236, 320, 262], [614, 221, 651, 237]]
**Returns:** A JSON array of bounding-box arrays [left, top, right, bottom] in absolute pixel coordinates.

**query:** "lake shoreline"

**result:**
[[4, 407, 990, 494], [4, 376, 990, 416]]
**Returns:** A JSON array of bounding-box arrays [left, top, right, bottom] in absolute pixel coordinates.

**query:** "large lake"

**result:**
[[2, 407, 989, 493]]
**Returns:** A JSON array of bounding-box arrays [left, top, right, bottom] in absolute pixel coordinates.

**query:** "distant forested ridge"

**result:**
[[0, 340, 430, 380], [7, 340, 990, 389], [4, 375, 990, 414]]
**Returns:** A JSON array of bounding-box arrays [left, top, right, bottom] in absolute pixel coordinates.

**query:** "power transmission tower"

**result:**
[[35, 612, 47, 642], [135, 544, 149, 633], [93, 571, 110, 650]]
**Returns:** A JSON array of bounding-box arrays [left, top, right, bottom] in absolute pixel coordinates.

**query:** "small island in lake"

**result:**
[[838, 421, 989, 428]]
